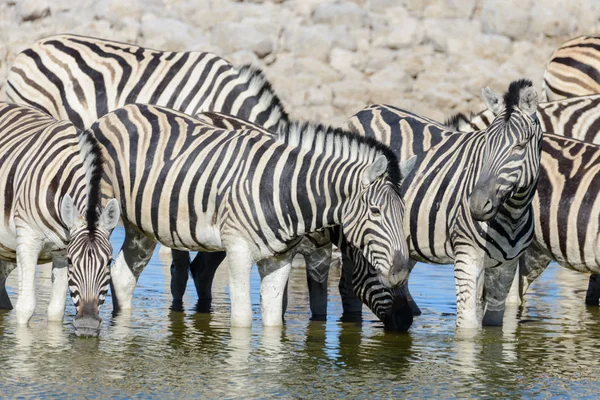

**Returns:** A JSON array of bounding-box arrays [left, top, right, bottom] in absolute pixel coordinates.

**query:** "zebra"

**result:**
[[0, 102, 120, 336], [448, 95, 600, 305], [543, 34, 600, 101], [346, 101, 600, 324], [5, 33, 342, 319], [80, 103, 410, 327], [344, 79, 544, 328]]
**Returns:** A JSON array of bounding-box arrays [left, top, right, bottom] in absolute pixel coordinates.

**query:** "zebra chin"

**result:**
[[73, 301, 102, 337]]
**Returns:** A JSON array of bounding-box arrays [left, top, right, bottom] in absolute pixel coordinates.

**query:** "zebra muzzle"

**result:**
[[73, 301, 102, 337], [387, 251, 410, 288]]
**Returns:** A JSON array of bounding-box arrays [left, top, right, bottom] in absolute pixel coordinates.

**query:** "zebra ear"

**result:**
[[100, 199, 120, 231], [399, 155, 417, 184], [482, 87, 503, 115], [519, 86, 538, 116], [363, 155, 388, 185], [60, 194, 82, 230]]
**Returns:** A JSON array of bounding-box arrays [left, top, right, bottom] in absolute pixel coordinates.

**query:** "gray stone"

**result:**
[[480, 0, 532, 39], [212, 22, 274, 58], [312, 2, 369, 27]]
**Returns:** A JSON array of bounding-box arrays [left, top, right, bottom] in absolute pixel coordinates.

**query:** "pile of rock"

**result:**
[[1, 0, 598, 125]]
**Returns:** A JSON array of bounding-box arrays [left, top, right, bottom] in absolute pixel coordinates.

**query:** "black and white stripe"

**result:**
[[0, 102, 119, 335], [83, 103, 409, 327], [543, 34, 600, 101], [344, 80, 544, 328]]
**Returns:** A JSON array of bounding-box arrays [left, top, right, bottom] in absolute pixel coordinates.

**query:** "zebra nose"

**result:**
[[470, 186, 498, 221], [73, 302, 102, 337], [388, 251, 410, 288], [383, 295, 413, 332]]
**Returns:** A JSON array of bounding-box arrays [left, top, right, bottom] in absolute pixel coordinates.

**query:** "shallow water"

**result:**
[[2, 227, 600, 398]]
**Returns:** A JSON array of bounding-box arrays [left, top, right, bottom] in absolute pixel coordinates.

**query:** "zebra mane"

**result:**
[[237, 64, 291, 128], [503, 78, 533, 121], [276, 120, 402, 190], [444, 112, 470, 131], [77, 129, 105, 236]]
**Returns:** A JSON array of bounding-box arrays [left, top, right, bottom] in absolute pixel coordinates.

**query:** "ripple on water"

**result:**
[[2, 228, 600, 397]]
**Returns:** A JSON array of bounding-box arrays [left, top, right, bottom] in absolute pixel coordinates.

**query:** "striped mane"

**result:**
[[444, 112, 471, 131], [276, 120, 402, 190], [77, 129, 105, 236], [237, 64, 291, 129], [503, 78, 533, 121]]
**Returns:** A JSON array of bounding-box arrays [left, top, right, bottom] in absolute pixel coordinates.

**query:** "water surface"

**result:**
[[1, 227, 599, 398]]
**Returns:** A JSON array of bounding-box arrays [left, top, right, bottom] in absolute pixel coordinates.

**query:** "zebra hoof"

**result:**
[[340, 311, 362, 324], [170, 300, 184, 312], [195, 299, 212, 313]]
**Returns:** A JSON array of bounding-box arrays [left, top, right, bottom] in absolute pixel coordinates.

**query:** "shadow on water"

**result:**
[[2, 227, 600, 396]]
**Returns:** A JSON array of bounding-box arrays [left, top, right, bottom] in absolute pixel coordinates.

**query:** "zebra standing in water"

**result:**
[[543, 34, 600, 101], [346, 102, 600, 324], [0, 102, 120, 336], [449, 94, 600, 305], [79, 103, 410, 327], [5, 33, 331, 315], [345, 80, 544, 328]]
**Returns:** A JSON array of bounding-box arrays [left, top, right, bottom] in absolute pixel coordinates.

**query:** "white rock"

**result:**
[[306, 86, 333, 106], [424, 19, 481, 54], [480, 0, 532, 39], [212, 22, 274, 58], [330, 48, 359, 72], [312, 2, 369, 27], [283, 25, 334, 62], [141, 14, 209, 52], [17, 0, 50, 22], [423, 0, 476, 19], [529, 0, 577, 38], [331, 80, 372, 115], [384, 16, 422, 49]]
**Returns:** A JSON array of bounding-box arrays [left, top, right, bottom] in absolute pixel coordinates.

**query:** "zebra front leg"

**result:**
[[47, 254, 68, 322], [225, 242, 254, 327], [257, 253, 293, 327], [482, 260, 518, 326], [0, 261, 16, 310], [170, 249, 190, 310], [304, 244, 332, 320], [518, 242, 552, 300], [454, 252, 485, 329], [585, 275, 600, 306], [190, 251, 226, 312], [110, 221, 157, 312], [15, 234, 43, 325], [339, 253, 363, 322]]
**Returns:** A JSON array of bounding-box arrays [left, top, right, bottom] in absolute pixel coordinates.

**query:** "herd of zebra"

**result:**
[[1, 33, 600, 336]]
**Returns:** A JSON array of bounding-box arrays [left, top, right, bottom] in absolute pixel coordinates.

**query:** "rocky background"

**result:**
[[0, 0, 599, 126]]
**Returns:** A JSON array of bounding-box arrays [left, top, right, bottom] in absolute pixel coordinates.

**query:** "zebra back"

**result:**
[[543, 34, 600, 101], [6, 34, 288, 130], [454, 94, 600, 144]]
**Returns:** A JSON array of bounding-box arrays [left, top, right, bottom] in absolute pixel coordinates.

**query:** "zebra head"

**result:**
[[60, 195, 120, 336], [342, 154, 413, 289], [469, 79, 543, 221]]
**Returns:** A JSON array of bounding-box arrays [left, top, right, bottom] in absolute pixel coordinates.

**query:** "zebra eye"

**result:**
[[107, 257, 113, 266], [66, 257, 72, 265], [370, 207, 381, 218]]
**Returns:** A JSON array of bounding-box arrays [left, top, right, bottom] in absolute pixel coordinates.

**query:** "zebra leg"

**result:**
[[189, 251, 226, 313], [0, 261, 16, 310], [110, 221, 157, 312], [482, 260, 519, 326], [339, 252, 363, 322], [257, 254, 293, 327], [15, 233, 43, 325], [518, 243, 552, 300], [47, 253, 68, 322], [585, 275, 600, 306], [453, 252, 485, 329], [304, 245, 332, 321], [225, 242, 254, 327], [170, 249, 190, 309]]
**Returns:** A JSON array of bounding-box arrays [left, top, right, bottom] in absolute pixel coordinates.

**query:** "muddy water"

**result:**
[[1, 226, 600, 398]]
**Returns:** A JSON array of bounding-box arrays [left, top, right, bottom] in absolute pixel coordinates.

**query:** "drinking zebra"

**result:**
[[0, 102, 120, 335], [345, 80, 544, 328], [543, 34, 600, 101], [6, 34, 417, 326], [80, 103, 410, 327], [5, 33, 310, 312]]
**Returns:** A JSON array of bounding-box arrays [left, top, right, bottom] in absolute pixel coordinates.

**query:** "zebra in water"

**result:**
[[543, 34, 600, 101], [345, 80, 544, 328], [6, 34, 419, 326], [448, 95, 600, 305], [346, 101, 600, 323], [0, 102, 120, 336], [80, 103, 410, 327], [5, 33, 339, 318]]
